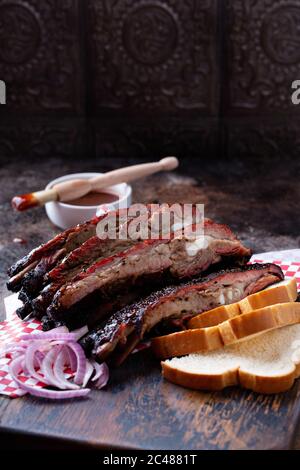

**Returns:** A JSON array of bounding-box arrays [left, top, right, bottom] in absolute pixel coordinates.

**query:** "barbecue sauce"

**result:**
[[68, 191, 119, 206], [11, 193, 39, 211]]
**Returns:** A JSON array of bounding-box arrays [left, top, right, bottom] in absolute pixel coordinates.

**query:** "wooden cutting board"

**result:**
[[0, 349, 300, 450]]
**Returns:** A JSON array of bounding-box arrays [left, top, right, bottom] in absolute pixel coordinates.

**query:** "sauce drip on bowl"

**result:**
[[68, 191, 119, 207]]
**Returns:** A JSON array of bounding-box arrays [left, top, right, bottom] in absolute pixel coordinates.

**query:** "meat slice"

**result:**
[[41, 279, 164, 332], [7, 216, 101, 292], [47, 220, 251, 325], [7, 216, 101, 279], [15, 205, 176, 318], [31, 236, 136, 317], [6, 260, 39, 294], [7, 205, 143, 292], [82, 263, 283, 365], [16, 248, 66, 302], [9, 204, 177, 303]]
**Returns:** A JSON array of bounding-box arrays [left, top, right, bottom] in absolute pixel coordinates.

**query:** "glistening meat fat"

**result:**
[[81, 263, 283, 365], [46, 220, 251, 324]]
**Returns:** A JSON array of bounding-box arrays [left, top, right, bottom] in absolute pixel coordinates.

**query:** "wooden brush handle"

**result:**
[[56, 156, 178, 201], [90, 157, 178, 191], [12, 157, 179, 210], [54, 179, 92, 202]]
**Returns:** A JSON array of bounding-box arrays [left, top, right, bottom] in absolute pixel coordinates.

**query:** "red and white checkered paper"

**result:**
[[1, 255, 300, 398], [0, 316, 43, 397]]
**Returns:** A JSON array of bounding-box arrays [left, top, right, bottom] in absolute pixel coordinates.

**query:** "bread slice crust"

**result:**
[[162, 327, 300, 394], [152, 302, 300, 359], [188, 278, 297, 329], [162, 361, 300, 394]]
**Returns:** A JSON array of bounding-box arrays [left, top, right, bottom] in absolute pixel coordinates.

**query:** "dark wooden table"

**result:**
[[0, 155, 300, 450]]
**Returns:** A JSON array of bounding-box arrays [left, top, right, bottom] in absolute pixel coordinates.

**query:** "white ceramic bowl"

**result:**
[[45, 173, 132, 229]]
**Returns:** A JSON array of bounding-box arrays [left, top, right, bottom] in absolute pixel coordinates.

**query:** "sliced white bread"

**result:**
[[188, 278, 297, 329], [152, 302, 300, 359], [162, 323, 300, 394]]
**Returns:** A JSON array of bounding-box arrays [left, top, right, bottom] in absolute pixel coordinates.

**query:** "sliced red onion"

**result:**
[[4, 328, 109, 399], [82, 361, 94, 387], [21, 359, 29, 376], [72, 325, 89, 341], [20, 332, 77, 342], [10, 357, 90, 400], [40, 345, 66, 389], [91, 360, 104, 381], [10, 351, 25, 360], [49, 326, 70, 334], [25, 341, 50, 384], [57, 346, 69, 366], [53, 349, 79, 390], [66, 347, 77, 372], [92, 362, 109, 389], [66, 342, 87, 385], [34, 350, 45, 368]]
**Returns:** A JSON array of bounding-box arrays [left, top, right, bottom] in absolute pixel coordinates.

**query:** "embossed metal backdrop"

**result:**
[[0, 0, 299, 160]]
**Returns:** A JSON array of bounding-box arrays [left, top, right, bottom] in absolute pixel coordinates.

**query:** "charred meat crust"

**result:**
[[31, 215, 160, 316], [7, 204, 157, 282], [46, 221, 251, 319], [7, 206, 138, 286], [15, 248, 66, 299], [42, 273, 168, 331], [42, 257, 249, 330], [31, 237, 137, 317], [7, 205, 166, 311], [7, 210, 252, 340], [7, 207, 154, 318], [7, 215, 101, 279], [81, 263, 283, 364]]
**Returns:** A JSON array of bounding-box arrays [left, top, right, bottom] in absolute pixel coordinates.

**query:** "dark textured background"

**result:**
[[0, 0, 299, 160]]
